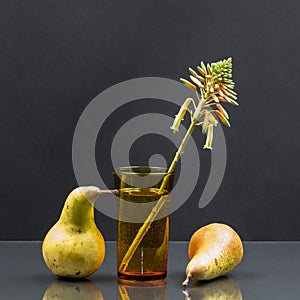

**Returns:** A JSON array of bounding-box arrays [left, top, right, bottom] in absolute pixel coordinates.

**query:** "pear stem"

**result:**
[[100, 189, 119, 195], [182, 276, 190, 287]]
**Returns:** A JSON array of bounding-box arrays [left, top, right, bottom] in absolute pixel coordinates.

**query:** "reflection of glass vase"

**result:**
[[117, 279, 167, 300], [114, 166, 174, 281], [183, 276, 242, 300], [42, 279, 103, 300]]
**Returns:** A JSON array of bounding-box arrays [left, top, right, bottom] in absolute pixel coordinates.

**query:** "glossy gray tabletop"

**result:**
[[0, 241, 299, 299]]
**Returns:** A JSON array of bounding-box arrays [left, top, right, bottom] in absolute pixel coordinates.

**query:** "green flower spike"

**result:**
[[176, 57, 238, 149]]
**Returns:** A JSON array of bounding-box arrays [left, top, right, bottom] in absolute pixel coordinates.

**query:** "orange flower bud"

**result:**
[[180, 78, 197, 91], [215, 110, 231, 127], [190, 75, 204, 88], [216, 104, 229, 119], [226, 98, 239, 106], [188, 67, 198, 78]]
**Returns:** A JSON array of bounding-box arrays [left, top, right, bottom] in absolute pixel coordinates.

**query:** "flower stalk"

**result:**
[[118, 57, 238, 273]]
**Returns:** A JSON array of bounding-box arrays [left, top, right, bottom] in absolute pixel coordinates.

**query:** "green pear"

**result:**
[[42, 279, 104, 300], [42, 186, 105, 279], [182, 223, 243, 286]]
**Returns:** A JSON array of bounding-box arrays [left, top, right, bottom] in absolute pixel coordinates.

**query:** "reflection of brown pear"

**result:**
[[183, 223, 243, 286], [42, 279, 104, 300], [183, 276, 242, 300]]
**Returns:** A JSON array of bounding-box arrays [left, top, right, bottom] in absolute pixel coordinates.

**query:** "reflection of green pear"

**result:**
[[183, 277, 242, 300], [42, 187, 105, 278], [42, 279, 104, 300]]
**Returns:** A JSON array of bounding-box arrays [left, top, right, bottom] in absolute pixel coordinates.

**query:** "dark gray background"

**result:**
[[1, 0, 299, 241]]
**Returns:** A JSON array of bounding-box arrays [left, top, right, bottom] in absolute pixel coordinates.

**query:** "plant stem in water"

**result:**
[[118, 117, 198, 273]]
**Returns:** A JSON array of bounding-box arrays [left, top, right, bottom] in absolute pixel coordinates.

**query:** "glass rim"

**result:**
[[113, 166, 174, 175]]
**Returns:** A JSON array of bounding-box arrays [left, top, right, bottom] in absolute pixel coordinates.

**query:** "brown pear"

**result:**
[[182, 223, 243, 286]]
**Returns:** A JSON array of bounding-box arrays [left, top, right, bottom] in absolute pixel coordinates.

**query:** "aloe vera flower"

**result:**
[[175, 57, 238, 149], [118, 58, 239, 273]]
